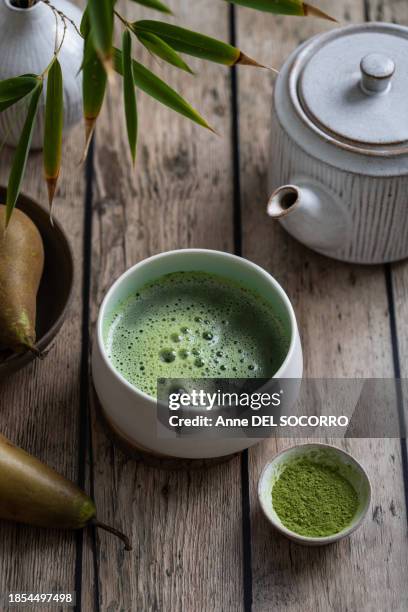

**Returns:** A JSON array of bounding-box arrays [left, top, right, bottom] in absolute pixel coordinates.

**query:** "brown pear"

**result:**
[[0, 205, 44, 353], [0, 433, 131, 549]]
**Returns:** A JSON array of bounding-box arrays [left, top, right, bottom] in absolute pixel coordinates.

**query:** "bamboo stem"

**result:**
[[114, 9, 130, 28], [41, 0, 82, 39]]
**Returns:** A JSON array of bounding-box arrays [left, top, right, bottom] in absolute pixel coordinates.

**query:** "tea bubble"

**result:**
[[160, 349, 176, 363]]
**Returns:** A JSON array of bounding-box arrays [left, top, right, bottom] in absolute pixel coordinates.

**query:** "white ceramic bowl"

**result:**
[[92, 249, 303, 459], [258, 443, 371, 546]]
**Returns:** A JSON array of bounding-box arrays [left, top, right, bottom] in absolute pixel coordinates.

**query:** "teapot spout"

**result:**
[[267, 179, 350, 253], [267, 185, 302, 218]]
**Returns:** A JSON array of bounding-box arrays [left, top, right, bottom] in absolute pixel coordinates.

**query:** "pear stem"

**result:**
[[91, 519, 132, 551], [27, 344, 49, 360]]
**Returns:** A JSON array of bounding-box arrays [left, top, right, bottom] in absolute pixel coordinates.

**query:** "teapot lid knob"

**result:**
[[360, 53, 395, 94]]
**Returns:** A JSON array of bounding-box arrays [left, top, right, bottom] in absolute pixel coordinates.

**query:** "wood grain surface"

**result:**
[[0, 0, 407, 611], [0, 3, 85, 602], [237, 1, 408, 610], [82, 2, 242, 611]]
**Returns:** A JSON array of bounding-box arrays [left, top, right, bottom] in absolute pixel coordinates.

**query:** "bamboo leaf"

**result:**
[[129, 0, 172, 14], [131, 21, 264, 67], [122, 30, 138, 163], [132, 21, 239, 65], [78, 20, 96, 74], [82, 36, 107, 160], [113, 48, 213, 131], [44, 59, 63, 214], [136, 31, 194, 74], [87, 0, 114, 66], [80, 7, 90, 37], [0, 75, 39, 112], [6, 82, 43, 225], [225, 0, 337, 21], [76, 7, 92, 75]]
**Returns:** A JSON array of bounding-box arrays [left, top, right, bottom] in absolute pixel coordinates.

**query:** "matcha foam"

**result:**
[[104, 271, 289, 397]]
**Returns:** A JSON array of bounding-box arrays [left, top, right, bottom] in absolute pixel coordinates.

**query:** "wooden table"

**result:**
[[1, 1, 408, 610]]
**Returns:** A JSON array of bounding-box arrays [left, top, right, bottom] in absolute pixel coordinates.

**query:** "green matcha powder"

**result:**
[[272, 459, 359, 537]]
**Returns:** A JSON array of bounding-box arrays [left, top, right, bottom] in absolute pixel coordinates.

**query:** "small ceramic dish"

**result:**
[[0, 188, 74, 379], [258, 443, 371, 546]]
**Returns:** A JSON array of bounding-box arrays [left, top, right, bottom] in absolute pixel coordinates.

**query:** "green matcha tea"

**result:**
[[104, 271, 289, 397], [272, 459, 359, 537]]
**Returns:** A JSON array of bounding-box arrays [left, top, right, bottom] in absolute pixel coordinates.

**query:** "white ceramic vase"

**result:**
[[0, 0, 83, 149]]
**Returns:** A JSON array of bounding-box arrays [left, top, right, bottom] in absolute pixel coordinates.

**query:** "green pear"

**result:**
[[0, 433, 131, 549], [0, 205, 44, 353]]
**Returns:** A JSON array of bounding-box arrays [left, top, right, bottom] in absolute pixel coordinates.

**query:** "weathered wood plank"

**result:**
[[365, 0, 407, 22], [0, 0, 85, 598], [236, 0, 408, 610], [376, 0, 408, 380], [83, 2, 242, 610]]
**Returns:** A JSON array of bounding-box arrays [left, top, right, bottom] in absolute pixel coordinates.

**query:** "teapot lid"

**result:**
[[291, 23, 408, 156]]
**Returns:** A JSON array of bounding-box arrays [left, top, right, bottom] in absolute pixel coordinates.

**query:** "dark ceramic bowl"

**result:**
[[0, 188, 74, 378]]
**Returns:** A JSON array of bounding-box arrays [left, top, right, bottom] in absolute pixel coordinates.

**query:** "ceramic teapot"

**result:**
[[267, 23, 408, 264]]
